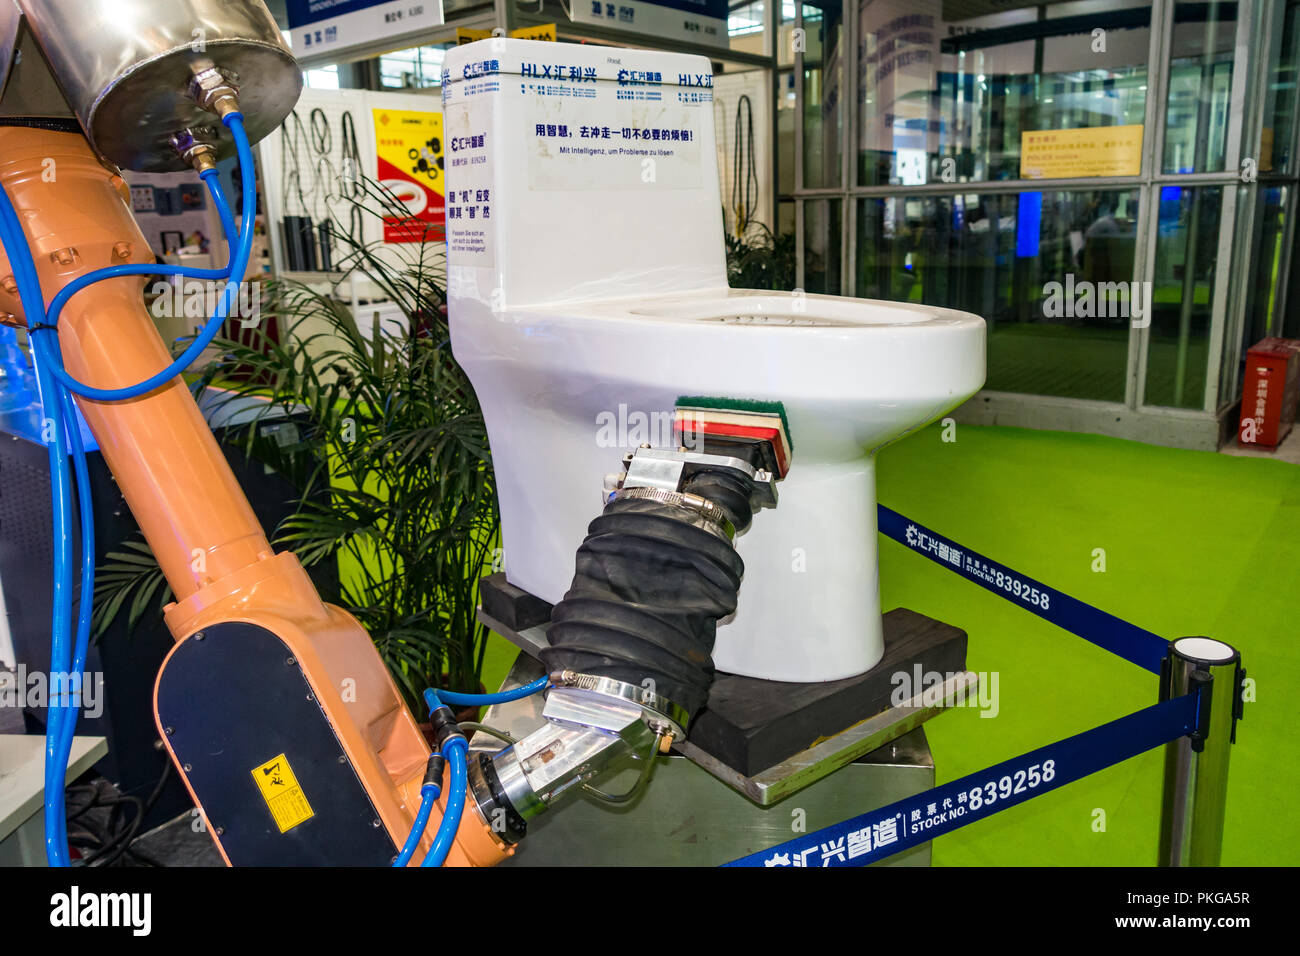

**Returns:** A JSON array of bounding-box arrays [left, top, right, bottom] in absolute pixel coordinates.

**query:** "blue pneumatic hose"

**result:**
[[38, 112, 257, 402], [419, 688, 470, 867], [0, 184, 75, 866], [201, 167, 237, 244], [412, 679, 549, 865], [434, 675, 549, 708], [49, 381, 95, 800], [393, 782, 441, 867], [422, 739, 467, 867]]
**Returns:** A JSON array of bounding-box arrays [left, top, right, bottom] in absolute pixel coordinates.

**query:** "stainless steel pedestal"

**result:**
[[473, 654, 937, 867]]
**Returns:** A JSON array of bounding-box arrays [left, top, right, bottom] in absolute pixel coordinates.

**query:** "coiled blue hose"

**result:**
[[36, 112, 257, 402]]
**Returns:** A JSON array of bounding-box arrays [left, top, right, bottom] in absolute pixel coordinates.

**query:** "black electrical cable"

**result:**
[[732, 94, 758, 237], [311, 107, 343, 212], [69, 789, 141, 867], [278, 105, 362, 271], [340, 111, 362, 200], [63, 754, 174, 867], [309, 107, 333, 156], [279, 110, 314, 218], [340, 111, 365, 248], [0, 117, 82, 132], [84, 794, 144, 868]]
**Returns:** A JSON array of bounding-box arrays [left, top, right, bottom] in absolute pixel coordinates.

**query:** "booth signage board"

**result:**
[[286, 0, 445, 56], [1020, 125, 1143, 179], [570, 0, 729, 49], [374, 107, 446, 242]]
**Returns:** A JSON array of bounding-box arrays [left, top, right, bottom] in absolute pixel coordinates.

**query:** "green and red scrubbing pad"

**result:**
[[674, 396, 793, 479]]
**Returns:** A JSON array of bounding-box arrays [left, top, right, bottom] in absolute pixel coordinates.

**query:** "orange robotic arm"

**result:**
[[0, 125, 509, 867]]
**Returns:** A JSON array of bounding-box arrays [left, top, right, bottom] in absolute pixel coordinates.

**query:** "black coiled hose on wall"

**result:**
[[540, 483, 750, 718]]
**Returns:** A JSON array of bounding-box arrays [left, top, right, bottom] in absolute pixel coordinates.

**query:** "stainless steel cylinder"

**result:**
[[15, 0, 301, 171], [1158, 637, 1241, 867]]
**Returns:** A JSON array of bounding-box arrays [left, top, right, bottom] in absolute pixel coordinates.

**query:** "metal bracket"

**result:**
[[620, 445, 778, 509]]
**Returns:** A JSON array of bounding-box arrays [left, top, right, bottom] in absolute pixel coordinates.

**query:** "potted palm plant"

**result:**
[[94, 183, 500, 718], [724, 221, 797, 291]]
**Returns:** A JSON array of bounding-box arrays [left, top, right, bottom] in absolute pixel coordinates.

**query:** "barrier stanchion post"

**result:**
[[1158, 637, 1244, 867]]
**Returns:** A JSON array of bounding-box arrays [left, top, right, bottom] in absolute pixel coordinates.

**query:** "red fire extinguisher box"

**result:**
[[1239, 338, 1300, 447]]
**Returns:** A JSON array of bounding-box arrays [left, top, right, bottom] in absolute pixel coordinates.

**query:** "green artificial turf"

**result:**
[[876, 422, 1297, 866], [479, 420, 1297, 866]]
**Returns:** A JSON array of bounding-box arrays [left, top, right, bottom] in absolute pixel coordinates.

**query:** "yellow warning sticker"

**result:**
[[251, 753, 315, 833]]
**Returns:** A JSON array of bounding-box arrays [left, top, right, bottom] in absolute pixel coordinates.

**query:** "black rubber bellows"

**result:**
[[541, 496, 745, 718]]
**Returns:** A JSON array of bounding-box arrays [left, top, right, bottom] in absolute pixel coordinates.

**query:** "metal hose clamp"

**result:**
[[551, 669, 691, 739], [613, 485, 736, 541]]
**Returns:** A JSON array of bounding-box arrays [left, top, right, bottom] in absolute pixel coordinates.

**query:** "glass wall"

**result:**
[[859, 0, 1153, 187], [802, 1, 844, 189], [857, 187, 1138, 401], [1146, 184, 1221, 409], [805, 198, 842, 293], [1242, 0, 1300, 373], [1162, 1, 1237, 174], [378, 45, 450, 90], [795, 0, 1298, 440]]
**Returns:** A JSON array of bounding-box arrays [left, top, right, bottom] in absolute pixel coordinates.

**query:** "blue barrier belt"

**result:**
[[877, 505, 1169, 674], [724, 690, 1198, 867]]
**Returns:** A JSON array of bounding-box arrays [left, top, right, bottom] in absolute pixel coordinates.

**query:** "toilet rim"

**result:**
[[500, 287, 987, 332]]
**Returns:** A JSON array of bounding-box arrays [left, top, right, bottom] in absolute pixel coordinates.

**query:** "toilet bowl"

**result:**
[[442, 40, 986, 683]]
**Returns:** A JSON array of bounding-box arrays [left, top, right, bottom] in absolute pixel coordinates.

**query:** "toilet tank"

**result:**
[[440, 39, 728, 309]]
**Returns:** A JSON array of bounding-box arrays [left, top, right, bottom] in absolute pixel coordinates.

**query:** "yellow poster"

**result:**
[[511, 23, 557, 42], [1020, 125, 1143, 179], [373, 107, 445, 243], [458, 24, 556, 44]]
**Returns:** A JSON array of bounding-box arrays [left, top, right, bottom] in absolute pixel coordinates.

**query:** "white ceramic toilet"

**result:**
[[442, 39, 986, 683]]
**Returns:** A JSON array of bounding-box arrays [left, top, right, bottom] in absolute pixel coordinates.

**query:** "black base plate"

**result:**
[[689, 608, 967, 775], [478, 575, 968, 778], [480, 572, 553, 632]]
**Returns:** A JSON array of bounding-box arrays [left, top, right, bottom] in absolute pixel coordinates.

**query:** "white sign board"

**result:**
[[286, 0, 445, 58], [569, 0, 730, 50]]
